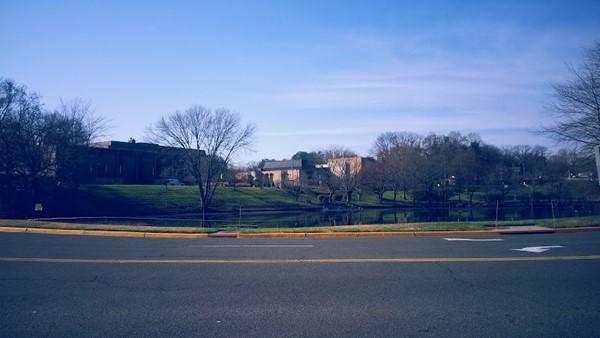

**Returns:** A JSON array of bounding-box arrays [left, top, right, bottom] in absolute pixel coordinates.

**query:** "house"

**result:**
[[327, 156, 375, 178], [260, 159, 305, 188]]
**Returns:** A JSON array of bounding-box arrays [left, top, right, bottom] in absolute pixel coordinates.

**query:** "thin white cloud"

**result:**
[[255, 23, 594, 143]]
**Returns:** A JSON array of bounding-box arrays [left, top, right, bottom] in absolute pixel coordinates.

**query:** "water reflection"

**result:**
[[53, 204, 600, 228], [196, 204, 600, 228]]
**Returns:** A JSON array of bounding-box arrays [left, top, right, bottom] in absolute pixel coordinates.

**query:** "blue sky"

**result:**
[[2, 0, 599, 164]]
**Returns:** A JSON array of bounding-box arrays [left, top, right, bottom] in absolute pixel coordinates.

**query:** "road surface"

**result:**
[[1, 232, 599, 337]]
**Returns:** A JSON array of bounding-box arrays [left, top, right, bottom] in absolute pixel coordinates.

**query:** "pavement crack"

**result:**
[[436, 263, 474, 288]]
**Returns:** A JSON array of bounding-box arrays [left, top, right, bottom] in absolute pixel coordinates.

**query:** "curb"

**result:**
[[0, 226, 598, 239], [144, 232, 209, 238], [208, 231, 239, 238], [0, 227, 210, 239], [0, 226, 28, 233], [233, 230, 503, 238], [25, 228, 86, 236], [353, 231, 414, 237], [82, 230, 145, 238], [238, 233, 306, 238]]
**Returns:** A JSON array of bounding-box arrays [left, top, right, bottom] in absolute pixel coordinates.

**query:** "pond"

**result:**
[[159, 203, 600, 228], [48, 203, 600, 228]]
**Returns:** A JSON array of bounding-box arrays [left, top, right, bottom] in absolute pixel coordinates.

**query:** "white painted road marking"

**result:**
[[193, 245, 314, 248], [444, 238, 504, 242], [512, 246, 564, 253]]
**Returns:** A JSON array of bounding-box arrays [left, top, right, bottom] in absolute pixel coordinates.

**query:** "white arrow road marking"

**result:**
[[512, 246, 564, 253], [444, 238, 504, 242]]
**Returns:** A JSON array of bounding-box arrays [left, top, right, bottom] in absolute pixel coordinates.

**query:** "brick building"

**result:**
[[84, 140, 204, 184]]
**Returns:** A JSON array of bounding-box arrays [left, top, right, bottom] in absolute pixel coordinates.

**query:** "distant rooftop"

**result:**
[[261, 159, 303, 171], [91, 140, 161, 152], [91, 140, 206, 155]]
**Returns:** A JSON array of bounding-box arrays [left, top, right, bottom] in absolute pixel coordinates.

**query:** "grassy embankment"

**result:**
[[73, 184, 319, 216], [73, 184, 424, 216], [1, 216, 599, 234]]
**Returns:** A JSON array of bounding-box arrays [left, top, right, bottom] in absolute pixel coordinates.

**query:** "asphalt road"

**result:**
[[1, 232, 599, 337]]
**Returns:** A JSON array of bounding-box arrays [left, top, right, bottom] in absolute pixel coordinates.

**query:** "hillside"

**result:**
[[72, 185, 318, 217]]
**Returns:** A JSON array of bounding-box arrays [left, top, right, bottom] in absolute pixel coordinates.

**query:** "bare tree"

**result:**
[[313, 146, 354, 203], [0, 78, 44, 215], [322, 145, 356, 160], [542, 41, 600, 152], [50, 98, 110, 186], [359, 161, 388, 203], [281, 180, 304, 202], [319, 168, 341, 203], [506, 145, 548, 182], [370, 132, 398, 157], [371, 132, 424, 202], [0, 78, 110, 216], [146, 105, 256, 210], [55, 97, 110, 144], [320, 146, 364, 203], [0, 79, 41, 178]]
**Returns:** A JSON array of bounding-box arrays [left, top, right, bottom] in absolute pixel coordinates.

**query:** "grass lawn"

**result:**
[[535, 215, 600, 228], [2, 216, 598, 234], [212, 187, 316, 209], [74, 185, 316, 216]]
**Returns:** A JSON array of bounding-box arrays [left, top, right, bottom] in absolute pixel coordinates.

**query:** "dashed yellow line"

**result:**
[[1, 256, 599, 264]]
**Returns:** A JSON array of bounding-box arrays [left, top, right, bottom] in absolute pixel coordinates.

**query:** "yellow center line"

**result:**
[[0, 256, 600, 264]]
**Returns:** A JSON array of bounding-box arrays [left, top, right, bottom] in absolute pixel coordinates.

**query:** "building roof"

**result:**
[[90, 140, 207, 156], [261, 160, 303, 171], [92, 141, 160, 152]]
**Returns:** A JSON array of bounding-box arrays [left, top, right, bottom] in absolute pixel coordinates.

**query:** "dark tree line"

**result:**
[[0, 78, 108, 217], [361, 131, 595, 206], [244, 133, 595, 208]]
